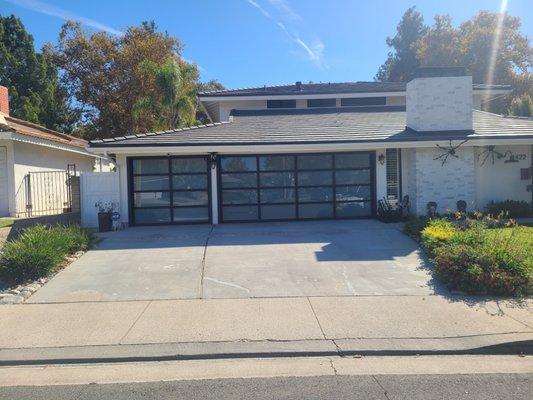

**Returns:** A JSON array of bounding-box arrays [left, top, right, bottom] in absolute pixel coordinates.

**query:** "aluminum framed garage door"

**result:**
[[218, 152, 375, 222], [128, 156, 211, 225]]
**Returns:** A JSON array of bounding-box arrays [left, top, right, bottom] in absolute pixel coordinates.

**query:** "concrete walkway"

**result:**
[[1, 295, 532, 364]]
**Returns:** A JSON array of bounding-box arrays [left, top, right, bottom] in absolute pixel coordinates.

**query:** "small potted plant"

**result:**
[[95, 200, 117, 232]]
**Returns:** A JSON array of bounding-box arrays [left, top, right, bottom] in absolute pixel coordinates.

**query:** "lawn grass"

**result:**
[[0, 218, 14, 228]]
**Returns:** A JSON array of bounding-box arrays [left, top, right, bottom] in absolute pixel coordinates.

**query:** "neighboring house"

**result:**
[[88, 67, 533, 226], [0, 86, 104, 218]]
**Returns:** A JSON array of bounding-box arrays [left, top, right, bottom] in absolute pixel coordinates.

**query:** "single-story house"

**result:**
[[88, 67, 533, 226], [0, 86, 105, 217]]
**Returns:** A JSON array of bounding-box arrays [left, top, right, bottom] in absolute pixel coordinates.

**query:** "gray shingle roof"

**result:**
[[198, 81, 511, 97], [89, 107, 533, 148]]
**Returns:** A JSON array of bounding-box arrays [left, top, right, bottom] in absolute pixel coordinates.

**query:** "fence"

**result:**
[[15, 165, 80, 218], [80, 172, 120, 228]]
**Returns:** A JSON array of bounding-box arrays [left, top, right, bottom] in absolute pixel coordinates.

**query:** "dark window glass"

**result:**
[[133, 176, 169, 191], [335, 153, 370, 169], [297, 155, 332, 170], [299, 203, 333, 219], [133, 192, 171, 207], [172, 158, 206, 173], [173, 207, 209, 222], [335, 170, 370, 185], [336, 186, 371, 202], [134, 208, 171, 224], [173, 191, 208, 206], [336, 201, 371, 217], [260, 188, 295, 204], [172, 175, 207, 190], [297, 171, 332, 186], [267, 99, 296, 108], [307, 98, 336, 108], [220, 157, 257, 172], [259, 172, 295, 187], [221, 173, 257, 189], [340, 97, 386, 107], [261, 204, 296, 220], [298, 187, 333, 202], [222, 189, 258, 205], [259, 156, 295, 171], [223, 206, 259, 221], [132, 158, 168, 174]]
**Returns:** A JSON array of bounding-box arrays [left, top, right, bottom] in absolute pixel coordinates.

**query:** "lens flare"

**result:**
[[484, 0, 509, 109]]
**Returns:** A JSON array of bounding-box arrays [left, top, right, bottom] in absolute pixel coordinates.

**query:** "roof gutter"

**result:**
[[87, 136, 533, 155]]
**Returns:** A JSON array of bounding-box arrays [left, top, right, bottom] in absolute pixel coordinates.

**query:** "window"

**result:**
[[340, 97, 386, 107], [267, 99, 296, 108], [307, 98, 336, 108], [386, 149, 400, 201]]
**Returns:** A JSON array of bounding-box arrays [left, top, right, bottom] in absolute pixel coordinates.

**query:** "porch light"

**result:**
[[378, 153, 386, 165], [209, 152, 218, 169]]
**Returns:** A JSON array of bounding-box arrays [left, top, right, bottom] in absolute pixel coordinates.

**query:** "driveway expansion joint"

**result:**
[[118, 301, 152, 345], [198, 225, 215, 299]]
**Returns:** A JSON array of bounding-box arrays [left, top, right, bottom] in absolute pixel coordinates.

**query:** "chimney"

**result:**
[[295, 81, 302, 91], [406, 67, 473, 132], [0, 86, 8, 116]]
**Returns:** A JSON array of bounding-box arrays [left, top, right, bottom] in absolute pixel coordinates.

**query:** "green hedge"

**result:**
[[0, 224, 93, 285], [407, 217, 532, 296]]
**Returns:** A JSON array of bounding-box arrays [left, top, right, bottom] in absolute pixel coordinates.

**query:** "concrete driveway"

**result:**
[[28, 220, 435, 303]]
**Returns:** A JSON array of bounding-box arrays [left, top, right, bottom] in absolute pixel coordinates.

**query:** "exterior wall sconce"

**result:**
[[209, 152, 218, 169], [378, 153, 386, 165]]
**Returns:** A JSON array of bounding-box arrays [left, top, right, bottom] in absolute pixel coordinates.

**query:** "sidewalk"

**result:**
[[0, 295, 532, 365]]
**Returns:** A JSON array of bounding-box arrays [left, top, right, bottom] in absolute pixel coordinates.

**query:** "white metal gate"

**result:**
[[80, 172, 120, 228]]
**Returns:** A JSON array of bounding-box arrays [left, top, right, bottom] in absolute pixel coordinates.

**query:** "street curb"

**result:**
[[1, 335, 532, 366]]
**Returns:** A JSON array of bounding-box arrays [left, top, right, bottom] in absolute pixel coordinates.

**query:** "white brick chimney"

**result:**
[[406, 67, 473, 132]]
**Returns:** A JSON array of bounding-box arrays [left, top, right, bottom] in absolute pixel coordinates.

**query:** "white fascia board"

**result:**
[[199, 92, 406, 102], [0, 131, 99, 158], [88, 137, 533, 156], [199, 88, 511, 103]]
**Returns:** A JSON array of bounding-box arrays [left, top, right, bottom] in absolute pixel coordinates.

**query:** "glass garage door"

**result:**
[[129, 156, 210, 225], [219, 152, 374, 222]]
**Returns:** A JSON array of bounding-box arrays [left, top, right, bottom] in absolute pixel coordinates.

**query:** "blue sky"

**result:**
[[1, 0, 531, 88]]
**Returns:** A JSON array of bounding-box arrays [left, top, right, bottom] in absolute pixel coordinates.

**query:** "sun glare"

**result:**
[[484, 0, 509, 108]]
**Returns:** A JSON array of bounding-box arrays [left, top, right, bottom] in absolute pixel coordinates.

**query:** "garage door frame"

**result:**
[[217, 151, 376, 223], [127, 155, 212, 226]]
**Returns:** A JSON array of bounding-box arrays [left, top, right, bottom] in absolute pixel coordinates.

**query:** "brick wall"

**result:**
[[0, 86, 9, 115], [406, 76, 473, 132], [413, 147, 476, 215]]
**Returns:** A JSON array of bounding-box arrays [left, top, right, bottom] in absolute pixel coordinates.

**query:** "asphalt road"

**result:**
[[1, 374, 531, 400]]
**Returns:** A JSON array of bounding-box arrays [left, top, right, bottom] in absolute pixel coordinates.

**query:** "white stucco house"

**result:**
[[88, 67, 533, 226], [0, 86, 104, 218]]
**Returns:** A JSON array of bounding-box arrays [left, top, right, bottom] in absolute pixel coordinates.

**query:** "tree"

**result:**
[[376, 9, 533, 113], [375, 7, 427, 82], [509, 94, 533, 117], [133, 57, 200, 130], [0, 15, 73, 131], [45, 20, 203, 139]]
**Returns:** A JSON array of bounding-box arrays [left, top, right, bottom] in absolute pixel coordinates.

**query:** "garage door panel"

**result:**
[[129, 156, 211, 225], [218, 152, 375, 222]]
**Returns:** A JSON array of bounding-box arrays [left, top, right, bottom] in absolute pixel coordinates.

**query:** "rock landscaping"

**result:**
[[0, 224, 93, 304]]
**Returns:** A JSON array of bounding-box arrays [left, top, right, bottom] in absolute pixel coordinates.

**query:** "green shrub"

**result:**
[[0, 224, 93, 285], [421, 219, 458, 253], [433, 226, 532, 296], [485, 200, 532, 218], [404, 216, 429, 241]]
